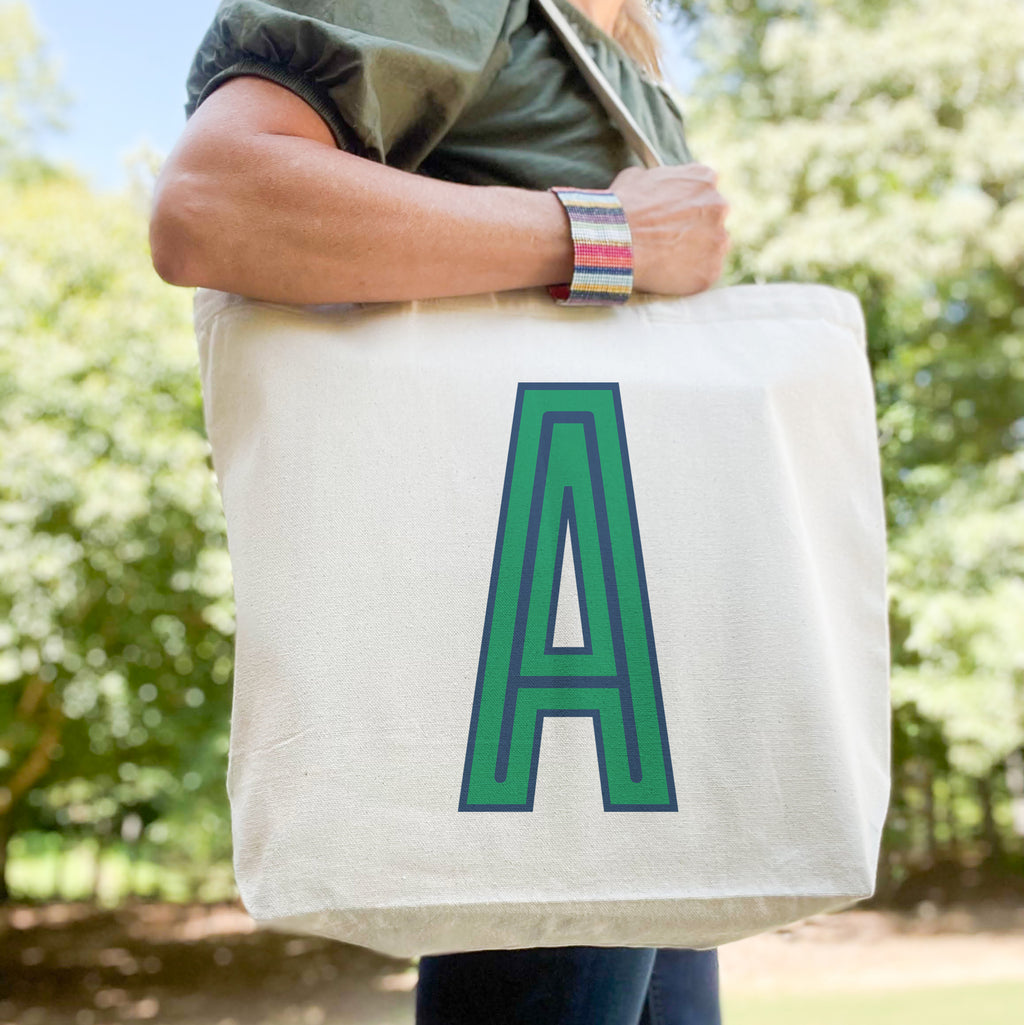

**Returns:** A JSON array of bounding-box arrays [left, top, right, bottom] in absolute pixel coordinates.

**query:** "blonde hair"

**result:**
[[612, 0, 665, 81]]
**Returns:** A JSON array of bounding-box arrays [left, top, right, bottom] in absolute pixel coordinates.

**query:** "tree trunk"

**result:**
[[938, 773, 960, 861], [977, 771, 1005, 863], [0, 815, 10, 902], [87, 837, 103, 902], [0, 696, 66, 903], [1006, 748, 1024, 841], [923, 764, 937, 864]]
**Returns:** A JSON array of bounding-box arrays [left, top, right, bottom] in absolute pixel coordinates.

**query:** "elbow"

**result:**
[[149, 184, 196, 287], [149, 115, 264, 288], [149, 224, 190, 288], [148, 169, 211, 288]]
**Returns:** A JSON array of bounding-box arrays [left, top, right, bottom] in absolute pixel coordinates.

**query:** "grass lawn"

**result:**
[[722, 980, 1024, 1025]]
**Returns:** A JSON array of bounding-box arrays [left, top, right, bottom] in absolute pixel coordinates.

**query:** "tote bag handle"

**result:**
[[534, 0, 666, 169]]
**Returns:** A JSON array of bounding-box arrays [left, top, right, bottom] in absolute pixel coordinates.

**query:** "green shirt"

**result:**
[[184, 0, 692, 189]]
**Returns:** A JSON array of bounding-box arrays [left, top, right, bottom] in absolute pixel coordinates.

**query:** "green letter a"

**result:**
[[459, 384, 676, 812]]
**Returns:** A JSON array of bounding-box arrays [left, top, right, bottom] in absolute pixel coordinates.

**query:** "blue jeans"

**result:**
[[415, 946, 721, 1025]]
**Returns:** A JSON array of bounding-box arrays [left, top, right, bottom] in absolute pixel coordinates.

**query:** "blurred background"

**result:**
[[1, 0, 1022, 1022]]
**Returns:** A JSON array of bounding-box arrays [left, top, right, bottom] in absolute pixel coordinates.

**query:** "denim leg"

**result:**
[[415, 946, 658, 1025], [637, 949, 722, 1025]]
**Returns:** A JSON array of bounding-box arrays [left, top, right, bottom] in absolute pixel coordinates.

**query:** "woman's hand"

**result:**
[[610, 163, 730, 296]]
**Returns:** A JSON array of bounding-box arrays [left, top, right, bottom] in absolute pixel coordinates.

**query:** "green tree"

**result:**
[[0, 1, 69, 178], [0, 5, 234, 897], [0, 166, 236, 898], [675, 0, 1024, 874]]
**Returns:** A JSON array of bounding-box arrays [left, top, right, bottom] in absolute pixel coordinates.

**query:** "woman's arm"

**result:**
[[149, 75, 728, 303], [150, 76, 575, 303]]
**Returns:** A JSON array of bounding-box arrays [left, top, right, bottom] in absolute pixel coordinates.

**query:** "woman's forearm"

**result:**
[[150, 130, 575, 304]]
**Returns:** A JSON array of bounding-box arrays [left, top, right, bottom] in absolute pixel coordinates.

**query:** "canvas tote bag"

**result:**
[[191, 0, 892, 958]]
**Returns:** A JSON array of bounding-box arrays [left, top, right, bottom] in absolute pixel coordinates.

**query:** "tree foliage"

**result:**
[[0, 7, 233, 895], [675, 0, 1024, 878], [0, 1, 69, 178]]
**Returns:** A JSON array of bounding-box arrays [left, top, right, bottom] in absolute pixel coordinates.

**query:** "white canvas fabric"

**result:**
[[192, 282, 891, 958]]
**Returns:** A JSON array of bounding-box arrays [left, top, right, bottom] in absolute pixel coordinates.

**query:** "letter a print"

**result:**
[[459, 384, 676, 811]]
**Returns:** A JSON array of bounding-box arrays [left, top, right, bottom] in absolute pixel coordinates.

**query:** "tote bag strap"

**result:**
[[534, 0, 665, 169]]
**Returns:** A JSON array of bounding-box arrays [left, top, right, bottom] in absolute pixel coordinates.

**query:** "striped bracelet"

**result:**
[[547, 186, 634, 305]]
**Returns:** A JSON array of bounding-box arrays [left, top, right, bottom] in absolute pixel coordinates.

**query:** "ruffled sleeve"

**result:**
[[184, 1, 513, 170]]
